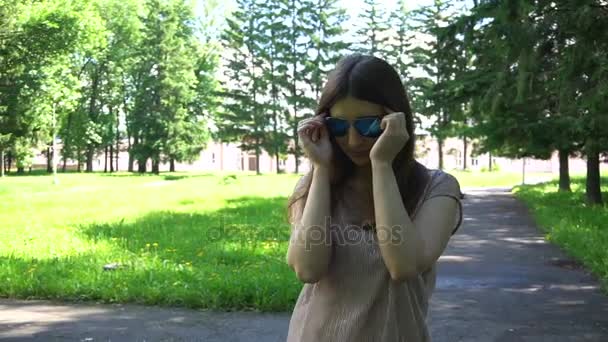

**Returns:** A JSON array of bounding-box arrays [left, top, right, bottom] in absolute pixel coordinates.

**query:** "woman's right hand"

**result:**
[[297, 113, 333, 168]]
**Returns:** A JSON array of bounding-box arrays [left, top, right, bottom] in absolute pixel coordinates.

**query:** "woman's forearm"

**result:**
[[371, 160, 420, 281], [286, 165, 332, 283]]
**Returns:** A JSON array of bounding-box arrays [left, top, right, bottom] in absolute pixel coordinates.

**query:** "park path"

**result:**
[[1, 187, 607, 342]]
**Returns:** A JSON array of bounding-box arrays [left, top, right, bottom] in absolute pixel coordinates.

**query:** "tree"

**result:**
[[409, 0, 464, 170], [218, 0, 270, 175], [130, 0, 209, 174], [0, 0, 104, 175], [352, 0, 391, 59], [258, 0, 291, 174], [282, 0, 318, 173], [303, 0, 351, 101], [451, 0, 607, 202], [387, 0, 414, 83]]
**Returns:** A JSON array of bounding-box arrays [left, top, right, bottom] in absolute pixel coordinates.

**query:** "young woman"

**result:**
[[285, 54, 463, 342]]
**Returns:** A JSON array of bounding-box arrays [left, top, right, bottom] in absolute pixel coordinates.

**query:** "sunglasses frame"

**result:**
[[324, 115, 384, 138]]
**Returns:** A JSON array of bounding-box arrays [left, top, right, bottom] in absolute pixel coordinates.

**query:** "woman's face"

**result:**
[[329, 96, 385, 166]]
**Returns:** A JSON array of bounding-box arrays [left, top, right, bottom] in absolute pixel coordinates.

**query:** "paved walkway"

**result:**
[[1, 188, 607, 341]]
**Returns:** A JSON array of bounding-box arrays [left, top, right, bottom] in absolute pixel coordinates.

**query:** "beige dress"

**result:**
[[286, 169, 463, 342]]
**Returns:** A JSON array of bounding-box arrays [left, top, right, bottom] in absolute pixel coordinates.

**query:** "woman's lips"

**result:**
[[350, 151, 369, 157]]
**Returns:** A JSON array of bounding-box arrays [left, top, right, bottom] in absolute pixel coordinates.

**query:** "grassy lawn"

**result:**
[[0, 171, 303, 311], [513, 175, 608, 294], [1, 168, 604, 311], [449, 169, 552, 188]]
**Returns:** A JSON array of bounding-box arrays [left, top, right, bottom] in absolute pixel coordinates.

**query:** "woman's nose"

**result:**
[[347, 126, 364, 148]]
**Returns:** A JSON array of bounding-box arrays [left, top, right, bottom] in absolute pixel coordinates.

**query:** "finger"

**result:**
[[297, 119, 313, 129], [380, 116, 389, 130], [311, 119, 325, 126], [319, 124, 327, 139], [301, 124, 322, 138], [298, 117, 319, 125], [299, 129, 312, 145], [300, 119, 324, 127], [298, 121, 322, 133], [310, 127, 319, 142]]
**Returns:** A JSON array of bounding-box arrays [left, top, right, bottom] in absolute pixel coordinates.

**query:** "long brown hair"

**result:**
[[286, 53, 430, 225]]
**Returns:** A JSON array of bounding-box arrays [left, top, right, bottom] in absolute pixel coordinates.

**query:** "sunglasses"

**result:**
[[324, 116, 384, 138]]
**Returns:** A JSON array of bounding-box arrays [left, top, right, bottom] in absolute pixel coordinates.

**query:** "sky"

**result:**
[[194, 0, 440, 38]]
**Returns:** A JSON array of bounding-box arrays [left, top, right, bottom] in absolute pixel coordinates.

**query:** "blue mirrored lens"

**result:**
[[354, 117, 382, 137], [326, 117, 349, 136]]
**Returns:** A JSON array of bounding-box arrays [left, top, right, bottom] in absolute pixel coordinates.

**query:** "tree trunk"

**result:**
[[558, 149, 571, 192], [115, 108, 120, 172], [17, 167, 24, 174], [46, 146, 52, 173], [437, 137, 444, 170], [104, 146, 108, 172], [170, 158, 175, 172], [86, 65, 100, 173], [7, 151, 12, 174], [489, 151, 493, 171], [137, 158, 147, 173], [129, 136, 137, 173], [110, 145, 114, 172], [295, 146, 299, 173], [77, 146, 82, 172], [0, 148, 4, 177], [62, 113, 73, 173], [463, 136, 468, 170], [128, 152, 134, 172], [255, 148, 260, 175], [86, 148, 94, 172], [276, 153, 281, 174], [294, 125, 299, 174], [128, 153, 134, 172], [585, 150, 603, 205], [291, 35, 299, 174], [152, 159, 159, 175]]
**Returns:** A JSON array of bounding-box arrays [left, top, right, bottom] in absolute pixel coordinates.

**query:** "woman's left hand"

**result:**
[[369, 108, 410, 164]]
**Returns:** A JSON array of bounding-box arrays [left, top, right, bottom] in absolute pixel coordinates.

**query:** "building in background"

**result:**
[[24, 136, 604, 175]]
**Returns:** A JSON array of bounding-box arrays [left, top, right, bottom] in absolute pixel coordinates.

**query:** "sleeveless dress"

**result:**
[[286, 169, 463, 342]]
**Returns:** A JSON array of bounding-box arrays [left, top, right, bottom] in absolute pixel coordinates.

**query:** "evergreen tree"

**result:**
[[352, 0, 391, 59], [283, 0, 318, 173], [387, 0, 414, 83], [258, 0, 291, 174], [218, 0, 270, 174], [409, 0, 463, 170], [304, 0, 351, 101]]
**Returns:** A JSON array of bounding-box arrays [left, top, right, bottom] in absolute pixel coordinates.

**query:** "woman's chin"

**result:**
[[349, 154, 371, 166]]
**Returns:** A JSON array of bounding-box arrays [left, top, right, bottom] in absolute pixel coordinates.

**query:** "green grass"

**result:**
[[1, 169, 605, 311], [513, 175, 608, 294], [0, 171, 303, 311], [450, 169, 552, 188]]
